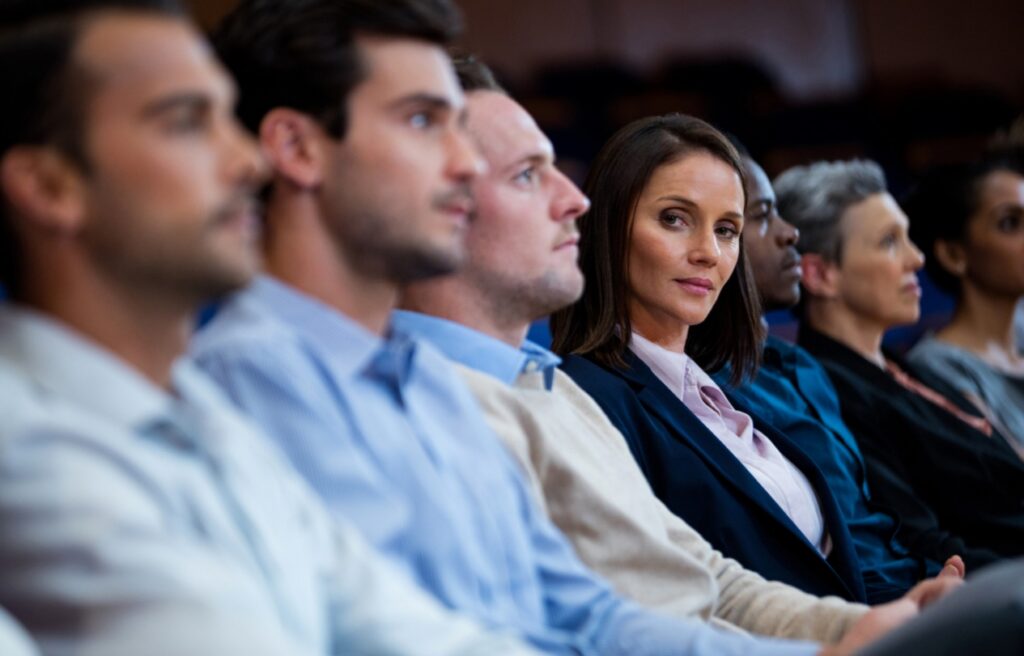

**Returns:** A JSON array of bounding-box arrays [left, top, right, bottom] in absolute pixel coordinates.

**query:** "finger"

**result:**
[[942, 555, 966, 578]]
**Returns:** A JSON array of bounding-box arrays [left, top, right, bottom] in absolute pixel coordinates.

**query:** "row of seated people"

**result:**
[[1, 0, 1023, 655]]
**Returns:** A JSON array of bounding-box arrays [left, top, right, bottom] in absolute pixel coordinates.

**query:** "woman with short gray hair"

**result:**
[[778, 158, 1024, 572]]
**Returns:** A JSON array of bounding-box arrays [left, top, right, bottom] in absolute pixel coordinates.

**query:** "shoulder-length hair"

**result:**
[[550, 113, 764, 385]]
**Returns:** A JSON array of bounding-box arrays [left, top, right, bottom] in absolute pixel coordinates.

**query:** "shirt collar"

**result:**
[[244, 275, 383, 380], [629, 331, 694, 397], [391, 310, 560, 389], [0, 304, 214, 437]]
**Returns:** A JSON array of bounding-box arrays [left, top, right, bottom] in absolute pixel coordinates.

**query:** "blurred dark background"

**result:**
[[187, 0, 1024, 347]]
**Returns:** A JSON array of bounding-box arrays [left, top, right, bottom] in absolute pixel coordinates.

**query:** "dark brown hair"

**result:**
[[0, 0, 184, 296], [214, 0, 462, 138], [904, 147, 1024, 297], [550, 113, 764, 385], [452, 53, 504, 93]]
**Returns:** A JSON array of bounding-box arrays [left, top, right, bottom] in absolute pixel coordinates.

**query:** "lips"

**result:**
[[554, 233, 580, 251], [675, 277, 714, 296], [902, 279, 921, 297], [215, 195, 261, 233], [779, 253, 803, 278]]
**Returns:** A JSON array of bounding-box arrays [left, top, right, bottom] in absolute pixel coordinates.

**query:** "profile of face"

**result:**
[[740, 157, 801, 311], [70, 13, 266, 300], [826, 193, 925, 329], [461, 91, 589, 319], [320, 36, 485, 283], [941, 170, 1024, 299], [626, 151, 745, 344]]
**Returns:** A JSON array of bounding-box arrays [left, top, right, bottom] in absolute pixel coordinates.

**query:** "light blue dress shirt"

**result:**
[[193, 276, 817, 656], [0, 304, 537, 656], [390, 310, 560, 385], [0, 607, 36, 656]]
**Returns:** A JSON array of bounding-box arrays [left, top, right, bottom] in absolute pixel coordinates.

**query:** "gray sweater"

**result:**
[[908, 335, 1024, 455]]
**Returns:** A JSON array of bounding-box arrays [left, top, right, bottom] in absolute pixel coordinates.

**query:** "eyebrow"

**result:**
[[387, 92, 453, 113], [139, 91, 215, 119], [505, 151, 552, 172], [657, 194, 743, 220]]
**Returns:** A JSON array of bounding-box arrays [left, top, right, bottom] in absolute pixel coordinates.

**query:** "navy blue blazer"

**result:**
[[561, 351, 868, 603]]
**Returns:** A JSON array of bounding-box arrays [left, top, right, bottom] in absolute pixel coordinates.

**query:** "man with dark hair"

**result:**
[[193, 1, 843, 654], [0, 3, 538, 654], [709, 149, 957, 603]]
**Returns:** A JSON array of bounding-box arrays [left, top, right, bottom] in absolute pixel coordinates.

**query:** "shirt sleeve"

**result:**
[[0, 424, 312, 656], [0, 608, 37, 656], [510, 457, 821, 656], [324, 518, 541, 656], [679, 501, 868, 643]]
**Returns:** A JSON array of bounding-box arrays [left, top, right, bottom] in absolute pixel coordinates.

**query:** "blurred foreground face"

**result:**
[[740, 157, 801, 311], [75, 13, 266, 299], [318, 36, 484, 282], [626, 151, 745, 340], [831, 193, 925, 330], [462, 91, 589, 318], [955, 170, 1024, 299]]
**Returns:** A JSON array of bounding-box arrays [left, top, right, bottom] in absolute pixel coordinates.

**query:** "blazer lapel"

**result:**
[[620, 353, 823, 550]]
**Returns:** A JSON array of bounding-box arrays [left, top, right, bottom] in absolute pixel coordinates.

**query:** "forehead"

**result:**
[[642, 151, 743, 206], [742, 157, 774, 203], [466, 92, 552, 167], [75, 13, 229, 109], [978, 170, 1024, 206], [353, 35, 463, 107]]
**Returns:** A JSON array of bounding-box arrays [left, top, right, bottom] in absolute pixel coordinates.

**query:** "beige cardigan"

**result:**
[[456, 364, 868, 644]]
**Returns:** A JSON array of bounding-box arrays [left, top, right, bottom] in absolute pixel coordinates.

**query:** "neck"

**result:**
[[805, 297, 886, 367], [263, 192, 396, 336], [19, 264, 193, 390], [627, 299, 689, 353], [938, 284, 1021, 359], [401, 277, 529, 347]]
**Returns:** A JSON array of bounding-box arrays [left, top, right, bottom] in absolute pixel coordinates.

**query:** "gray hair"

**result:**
[[773, 159, 888, 263]]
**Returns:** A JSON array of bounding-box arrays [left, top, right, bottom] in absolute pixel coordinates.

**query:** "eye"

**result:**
[[164, 109, 208, 134], [748, 201, 772, 222], [879, 232, 898, 249], [996, 212, 1022, 233], [513, 166, 536, 186], [715, 222, 740, 239], [659, 210, 686, 228], [408, 110, 435, 130]]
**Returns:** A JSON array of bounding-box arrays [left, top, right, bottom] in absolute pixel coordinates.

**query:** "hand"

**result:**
[[818, 555, 966, 655], [903, 555, 965, 608]]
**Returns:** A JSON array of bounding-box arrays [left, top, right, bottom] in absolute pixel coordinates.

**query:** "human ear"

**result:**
[[933, 239, 967, 277], [800, 252, 841, 299], [258, 108, 328, 190], [0, 146, 87, 234]]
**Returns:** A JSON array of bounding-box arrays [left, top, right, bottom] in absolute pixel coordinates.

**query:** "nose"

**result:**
[[688, 225, 720, 267], [446, 126, 487, 183], [776, 215, 799, 247], [224, 117, 269, 188], [907, 239, 926, 270], [550, 168, 589, 224]]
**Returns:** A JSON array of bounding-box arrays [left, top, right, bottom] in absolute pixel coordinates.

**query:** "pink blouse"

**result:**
[[630, 332, 830, 555]]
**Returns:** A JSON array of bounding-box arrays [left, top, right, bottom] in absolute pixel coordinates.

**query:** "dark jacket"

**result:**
[[714, 336, 939, 603], [560, 350, 868, 602], [798, 325, 1024, 570]]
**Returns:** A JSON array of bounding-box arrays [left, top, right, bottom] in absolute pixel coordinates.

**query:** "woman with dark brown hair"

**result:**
[[551, 114, 867, 602]]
